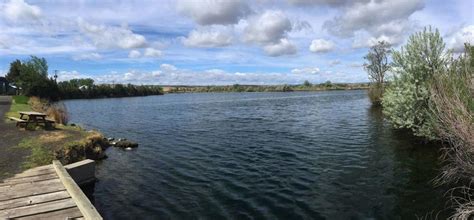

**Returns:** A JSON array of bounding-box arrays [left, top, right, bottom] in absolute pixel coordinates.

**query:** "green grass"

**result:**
[[12, 95, 29, 104], [6, 95, 31, 118], [17, 139, 54, 169]]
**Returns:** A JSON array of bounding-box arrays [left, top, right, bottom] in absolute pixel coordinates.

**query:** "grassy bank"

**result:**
[[6, 95, 31, 118], [3, 96, 109, 170]]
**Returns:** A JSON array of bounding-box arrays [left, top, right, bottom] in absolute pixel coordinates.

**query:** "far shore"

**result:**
[[161, 82, 370, 94]]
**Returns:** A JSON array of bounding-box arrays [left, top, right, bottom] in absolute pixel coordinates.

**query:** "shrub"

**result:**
[[382, 26, 450, 139], [368, 83, 384, 105], [47, 103, 69, 125]]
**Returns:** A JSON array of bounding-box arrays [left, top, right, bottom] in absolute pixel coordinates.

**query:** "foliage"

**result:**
[[5, 60, 22, 83], [165, 83, 370, 93], [364, 41, 391, 105], [431, 44, 474, 183], [58, 80, 163, 99], [303, 80, 312, 87], [7, 56, 60, 100], [47, 103, 69, 125], [382, 26, 450, 139]]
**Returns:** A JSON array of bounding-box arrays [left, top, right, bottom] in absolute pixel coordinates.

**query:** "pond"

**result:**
[[64, 90, 449, 219]]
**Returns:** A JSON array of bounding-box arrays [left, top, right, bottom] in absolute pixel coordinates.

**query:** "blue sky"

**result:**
[[0, 0, 472, 85]]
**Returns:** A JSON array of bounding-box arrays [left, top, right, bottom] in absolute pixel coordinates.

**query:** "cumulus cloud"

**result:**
[[243, 10, 297, 56], [72, 53, 102, 61], [182, 29, 233, 48], [128, 50, 141, 58], [144, 48, 162, 57], [3, 0, 41, 21], [177, 0, 251, 25], [448, 25, 474, 53], [309, 39, 334, 53], [291, 67, 320, 74], [324, 0, 424, 37], [243, 10, 292, 44], [78, 19, 147, 49], [263, 38, 297, 56]]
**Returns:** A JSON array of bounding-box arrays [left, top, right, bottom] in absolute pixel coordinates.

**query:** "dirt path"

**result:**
[[0, 96, 34, 180]]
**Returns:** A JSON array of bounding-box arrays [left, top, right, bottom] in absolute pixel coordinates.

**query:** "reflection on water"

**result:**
[[64, 90, 449, 219]]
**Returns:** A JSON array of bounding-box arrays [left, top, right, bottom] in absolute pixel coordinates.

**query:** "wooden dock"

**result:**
[[0, 160, 102, 219]]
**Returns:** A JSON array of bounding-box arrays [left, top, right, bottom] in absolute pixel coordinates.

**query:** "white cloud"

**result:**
[[160, 64, 178, 72], [3, 0, 41, 22], [243, 10, 292, 44], [128, 50, 141, 58], [309, 39, 334, 53], [72, 53, 102, 61], [448, 25, 474, 53], [177, 0, 251, 25], [352, 33, 403, 48], [144, 48, 163, 57], [291, 67, 320, 74], [57, 70, 91, 82], [263, 38, 297, 56], [324, 0, 424, 37], [77, 19, 147, 49], [182, 30, 233, 48]]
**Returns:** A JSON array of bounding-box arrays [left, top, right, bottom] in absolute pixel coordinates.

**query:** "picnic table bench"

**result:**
[[9, 111, 55, 128]]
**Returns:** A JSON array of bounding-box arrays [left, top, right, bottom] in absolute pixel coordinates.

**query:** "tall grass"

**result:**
[[47, 103, 69, 125], [430, 44, 474, 219], [28, 96, 69, 125]]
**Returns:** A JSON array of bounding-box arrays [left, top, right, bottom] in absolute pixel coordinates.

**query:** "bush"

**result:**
[[368, 83, 384, 105], [382, 26, 449, 139], [47, 103, 69, 125]]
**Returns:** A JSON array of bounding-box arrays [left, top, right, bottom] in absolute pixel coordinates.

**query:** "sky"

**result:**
[[0, 0, 472, 85]]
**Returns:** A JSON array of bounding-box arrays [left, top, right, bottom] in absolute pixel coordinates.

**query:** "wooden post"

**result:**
[[53, 160, 102, 220]]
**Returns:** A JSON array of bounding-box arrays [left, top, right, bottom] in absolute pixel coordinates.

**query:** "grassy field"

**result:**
[[6, 95, 31, 118]]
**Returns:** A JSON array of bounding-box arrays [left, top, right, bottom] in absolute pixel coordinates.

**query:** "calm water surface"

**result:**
[[64, 90, 449, 219]]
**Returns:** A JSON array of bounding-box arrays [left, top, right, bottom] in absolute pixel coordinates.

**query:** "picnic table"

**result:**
[[9, 111, 55, 128]]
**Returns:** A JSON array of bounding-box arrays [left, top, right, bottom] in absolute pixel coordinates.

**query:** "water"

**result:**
[[63, 90, 449, 219]]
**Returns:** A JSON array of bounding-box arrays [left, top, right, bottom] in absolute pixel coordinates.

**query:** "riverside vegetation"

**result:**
[[5, 56, 163, 101], [364, 26, 473, 218], [4, 96, 110, 170]]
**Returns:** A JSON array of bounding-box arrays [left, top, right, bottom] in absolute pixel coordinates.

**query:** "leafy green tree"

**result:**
[[382, 26, 450, 139], [303, 80, 312, 87], [364, 41, 391, 105], [5, 60, 22, 83]]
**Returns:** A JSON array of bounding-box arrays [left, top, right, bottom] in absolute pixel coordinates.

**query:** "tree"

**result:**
[[303, 80, 312, 87], [382, 26, 450, 138], [5, 60, 22, 83], [363, 41, 391, 105]]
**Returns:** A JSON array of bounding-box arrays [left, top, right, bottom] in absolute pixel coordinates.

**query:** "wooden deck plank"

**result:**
[[0, 190, 71, 210], [0, 181, 65, 201], [0, 173, 59, 185], [53, 160, 102, 220], [0, 161, 101, 219], [17, 164, 54, 174], [11, 167, 56, 179], [17, 207, 83, 220], [0, 178, 62, 192], [0, 198, 77, 219]]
